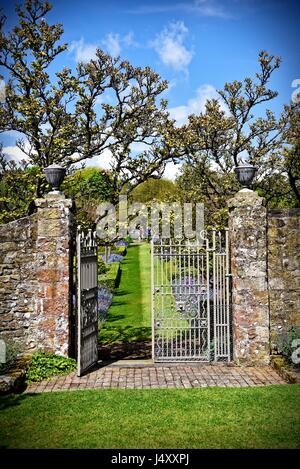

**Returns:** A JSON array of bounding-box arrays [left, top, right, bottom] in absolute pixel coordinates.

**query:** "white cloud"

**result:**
[[3, 145, 30, 163], [151, 21, 193, 73], [70, 32, 137, 63], [102, 31, 138, 57], [126, 1, 229, 18], [163, 161, 182, 181], [102, 33, 121, 57], [80, 149, 113, 170], [168, 84, 227, 126], [123, 32, 136, 47], [69, 38, 97, 62]]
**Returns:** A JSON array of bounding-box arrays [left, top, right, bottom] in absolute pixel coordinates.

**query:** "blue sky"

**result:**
[[1, 0, 299, 178]]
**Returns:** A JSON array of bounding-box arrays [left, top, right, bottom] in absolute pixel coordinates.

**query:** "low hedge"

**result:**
[[117, 246, 127, 256], [98, 262, 121, 290]]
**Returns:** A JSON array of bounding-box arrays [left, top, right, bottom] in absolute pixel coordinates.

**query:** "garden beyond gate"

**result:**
[[151, 231, 232, 362], [76, 228, 98, 376]]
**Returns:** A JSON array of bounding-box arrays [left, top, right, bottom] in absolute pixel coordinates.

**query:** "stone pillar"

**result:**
[[34, 195, 74, 357], [228, 189, 270, 365]]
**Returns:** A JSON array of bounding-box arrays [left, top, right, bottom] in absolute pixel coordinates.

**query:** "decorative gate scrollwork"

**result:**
[[151, 231, 231, 363], [76, 227, 98, 376]]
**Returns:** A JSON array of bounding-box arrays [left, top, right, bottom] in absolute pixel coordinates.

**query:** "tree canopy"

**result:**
[[165, 51, 300, 219], [0, 0, 299, 230], [0, 0, 173, 200]]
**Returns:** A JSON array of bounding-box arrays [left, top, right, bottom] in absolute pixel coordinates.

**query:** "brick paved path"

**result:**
[[25, 362, 286, 393]]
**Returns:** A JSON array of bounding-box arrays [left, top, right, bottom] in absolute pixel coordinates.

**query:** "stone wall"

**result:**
[[267, 208, 300, 350], [0, 214, 38, 350], [0, 195, 74, 356], [1, 188, 299, 365]]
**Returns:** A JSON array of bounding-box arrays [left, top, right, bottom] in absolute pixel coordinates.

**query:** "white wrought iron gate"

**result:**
[[76, 228, 98, 376], [151, 231, 231, 362]]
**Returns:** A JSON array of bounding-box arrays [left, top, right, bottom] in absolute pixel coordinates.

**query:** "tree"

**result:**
[[170, 51, 299, 219], [130, 178, 178, 204], [0, 145, 47, 223], [62, 167, 114, 229], [0, 0, 172, 200], [281, 103, 300, 204]]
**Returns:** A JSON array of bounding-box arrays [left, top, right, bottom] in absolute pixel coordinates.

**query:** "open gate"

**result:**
[[151, 230, 231, 362], [76, 228, 98, 376]]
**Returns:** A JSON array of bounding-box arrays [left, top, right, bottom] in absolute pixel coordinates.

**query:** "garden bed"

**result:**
[[97, 242, 126, 323]]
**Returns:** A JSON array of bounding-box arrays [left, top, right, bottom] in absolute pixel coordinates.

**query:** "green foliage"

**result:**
[[117, 246, 127, 256], [25, 351, 76, 383], [97, 255, 108, 275], [124, 235, 133, 245], [281, 104, 300, 205], [98, 262, 121, 290], [0, 339, 21, 374], [131, 178, 178, 203], [62, 167, 113, 201], [175, 164, 234, 228], [0, 157, 48, 223], [275, 327, 300, 366], [62, 167, 114, 229]]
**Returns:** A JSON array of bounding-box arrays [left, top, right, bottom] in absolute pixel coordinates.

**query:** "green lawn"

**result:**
[[1, 385, 300, 448], [99, 243, 152, 344]]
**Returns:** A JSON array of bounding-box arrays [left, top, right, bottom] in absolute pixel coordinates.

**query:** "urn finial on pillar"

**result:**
[[43, 164, 66, 195], [234, 163, 257, 190]]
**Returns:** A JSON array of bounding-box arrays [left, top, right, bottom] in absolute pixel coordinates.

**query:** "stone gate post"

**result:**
[[228, 189, 270, 365], [34, 194, 74, 357]]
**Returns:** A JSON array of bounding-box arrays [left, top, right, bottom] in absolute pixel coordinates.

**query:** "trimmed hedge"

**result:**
[[98, 262, 121, 290], [98, 255, 109, 274]]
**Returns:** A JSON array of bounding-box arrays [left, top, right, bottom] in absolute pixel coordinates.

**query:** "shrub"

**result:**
[[117, 246, 127, 256], [98, 255, 109, 274], [26, 351, 76, 383], [108, 253, 123, 264], [0, 339, 21, 374], [115, 239, 128, 247], [124, 235, 132, 245], [98, 262, 121, 289], [98, 287, 113, 319], [276, 326, 300, 367]]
